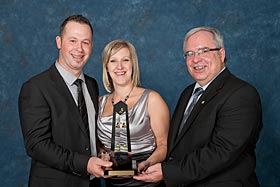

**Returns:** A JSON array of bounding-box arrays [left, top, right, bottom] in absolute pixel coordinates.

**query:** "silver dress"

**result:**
[[97, 89, 160, 187], [97, 89, 156, 154]]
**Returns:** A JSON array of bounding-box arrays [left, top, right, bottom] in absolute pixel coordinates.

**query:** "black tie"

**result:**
[[178, 87, 204, 134], [74, 79, 89, 133]]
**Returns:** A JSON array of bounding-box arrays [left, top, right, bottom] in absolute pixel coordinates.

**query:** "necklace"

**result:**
[[111, 87, 134, 105]]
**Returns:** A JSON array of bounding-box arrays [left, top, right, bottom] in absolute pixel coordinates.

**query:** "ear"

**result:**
[[55, 36, 62, 49], [219, 48, 226, 63]]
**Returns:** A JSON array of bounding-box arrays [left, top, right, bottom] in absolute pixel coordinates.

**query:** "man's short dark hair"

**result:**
[[59, 15, 93, 37]]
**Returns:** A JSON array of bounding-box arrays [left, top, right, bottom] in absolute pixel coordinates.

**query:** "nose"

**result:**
[[191, 53, 202, 63], [117, 61, 123, 69], [76, 41, 83, 51]]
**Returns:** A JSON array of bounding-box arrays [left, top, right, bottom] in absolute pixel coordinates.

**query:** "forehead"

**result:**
[[63, 21, 92, 38], [111, 47, 130, 57], [186, 31, 215, 49]]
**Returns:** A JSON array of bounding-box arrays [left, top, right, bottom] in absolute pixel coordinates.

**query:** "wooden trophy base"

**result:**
[[104, 152, 137, 176], [104, 169, 136, 176]]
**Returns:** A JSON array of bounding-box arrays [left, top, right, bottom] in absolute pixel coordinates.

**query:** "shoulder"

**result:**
[[208, 68, 259, 96], [136, 87, 162, 100], [84, 74, 98, 85], [226, 73, 259, 95], [84, 74, 99, 93], [147, 89, 162, 99], [142, 88, 167, 106], [98, 94, 110, 102], [178, 83, 195, 100], [21, 66, 54, 88], [19, 66, 56, 100], [213, 72, 261, 106], [144, 88, 169, 117]]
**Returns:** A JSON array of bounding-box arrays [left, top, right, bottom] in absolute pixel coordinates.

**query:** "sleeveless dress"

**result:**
[[97, 89, 160, 187]]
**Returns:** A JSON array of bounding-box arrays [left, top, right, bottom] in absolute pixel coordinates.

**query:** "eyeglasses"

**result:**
[[184, 47, 221, 58]]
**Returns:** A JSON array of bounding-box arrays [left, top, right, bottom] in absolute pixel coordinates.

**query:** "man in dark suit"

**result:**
[[19, 15, 112, 187], [134, 27, 262, 186]]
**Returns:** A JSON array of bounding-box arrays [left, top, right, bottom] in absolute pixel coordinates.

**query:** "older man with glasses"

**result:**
[[134, 26, 263, 187]]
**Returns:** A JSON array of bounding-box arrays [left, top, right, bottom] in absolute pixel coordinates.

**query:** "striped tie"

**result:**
[[74, 79, 89, 134], [178, 87, 204, 134]]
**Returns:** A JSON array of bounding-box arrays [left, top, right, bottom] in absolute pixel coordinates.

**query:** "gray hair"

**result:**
[[183, 26, 224, 52]]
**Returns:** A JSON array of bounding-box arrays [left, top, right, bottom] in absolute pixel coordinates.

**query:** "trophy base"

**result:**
[[104, 169, 136, 176], [104, 153, 137, 176]]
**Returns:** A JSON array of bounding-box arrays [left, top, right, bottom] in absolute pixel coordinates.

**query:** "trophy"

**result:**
[[104, 100, 137, 176]]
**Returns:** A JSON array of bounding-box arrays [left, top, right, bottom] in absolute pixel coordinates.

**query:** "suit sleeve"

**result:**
[[18, 80, 90, 177], [162, 84, 262, 185]]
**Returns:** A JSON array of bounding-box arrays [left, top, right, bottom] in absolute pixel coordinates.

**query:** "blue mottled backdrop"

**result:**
[[0, 0, 279, 186]]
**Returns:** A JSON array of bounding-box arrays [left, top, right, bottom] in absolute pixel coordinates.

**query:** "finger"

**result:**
[[98, 159, 113, 167], [133, 174, 148, 181]]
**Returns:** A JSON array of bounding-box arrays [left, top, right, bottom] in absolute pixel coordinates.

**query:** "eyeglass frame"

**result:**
[[184, 47, 221, 59]]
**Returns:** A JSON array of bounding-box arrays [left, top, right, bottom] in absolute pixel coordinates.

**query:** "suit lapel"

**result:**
[[169, 86, 194, 147], [170, 68, 231, 153], [48, 64, 89, 137], [84, 76, 98, 111]]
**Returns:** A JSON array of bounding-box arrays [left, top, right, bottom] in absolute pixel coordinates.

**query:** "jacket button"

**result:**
[[168, 157, 173, 161], [85, 147, 89, 151]]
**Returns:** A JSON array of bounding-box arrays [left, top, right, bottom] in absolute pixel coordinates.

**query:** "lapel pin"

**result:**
[[201, 101, 205, 104]]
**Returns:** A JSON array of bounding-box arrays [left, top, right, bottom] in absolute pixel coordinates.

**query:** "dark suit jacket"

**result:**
[[162, 68, 262, 187], [19, 64, 99, 187]]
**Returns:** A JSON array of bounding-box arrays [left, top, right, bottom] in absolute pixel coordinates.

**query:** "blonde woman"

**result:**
[[97, 39, 169, 187]]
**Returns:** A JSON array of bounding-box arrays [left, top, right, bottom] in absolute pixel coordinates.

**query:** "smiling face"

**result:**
[[56, 21, 93, 77], [107, 47, 133, 88], [185, 30, 225, 86]]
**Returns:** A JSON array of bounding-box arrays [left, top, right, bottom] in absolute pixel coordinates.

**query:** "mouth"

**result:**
[[193, 65, 205, 70], [72, 54, 84, 60], [115, 71, 126, 75]]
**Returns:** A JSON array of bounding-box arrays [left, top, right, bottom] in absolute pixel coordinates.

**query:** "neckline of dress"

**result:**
[[101, 89, 148, 117]]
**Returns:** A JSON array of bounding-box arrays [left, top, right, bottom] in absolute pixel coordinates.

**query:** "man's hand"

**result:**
[[137, 160, 151, 173], [87, 157, 113, 177], [133, 163, 163, 183]]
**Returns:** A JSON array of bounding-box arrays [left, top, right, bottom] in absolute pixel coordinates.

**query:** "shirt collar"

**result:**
[[55, 61, 85, 86]]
